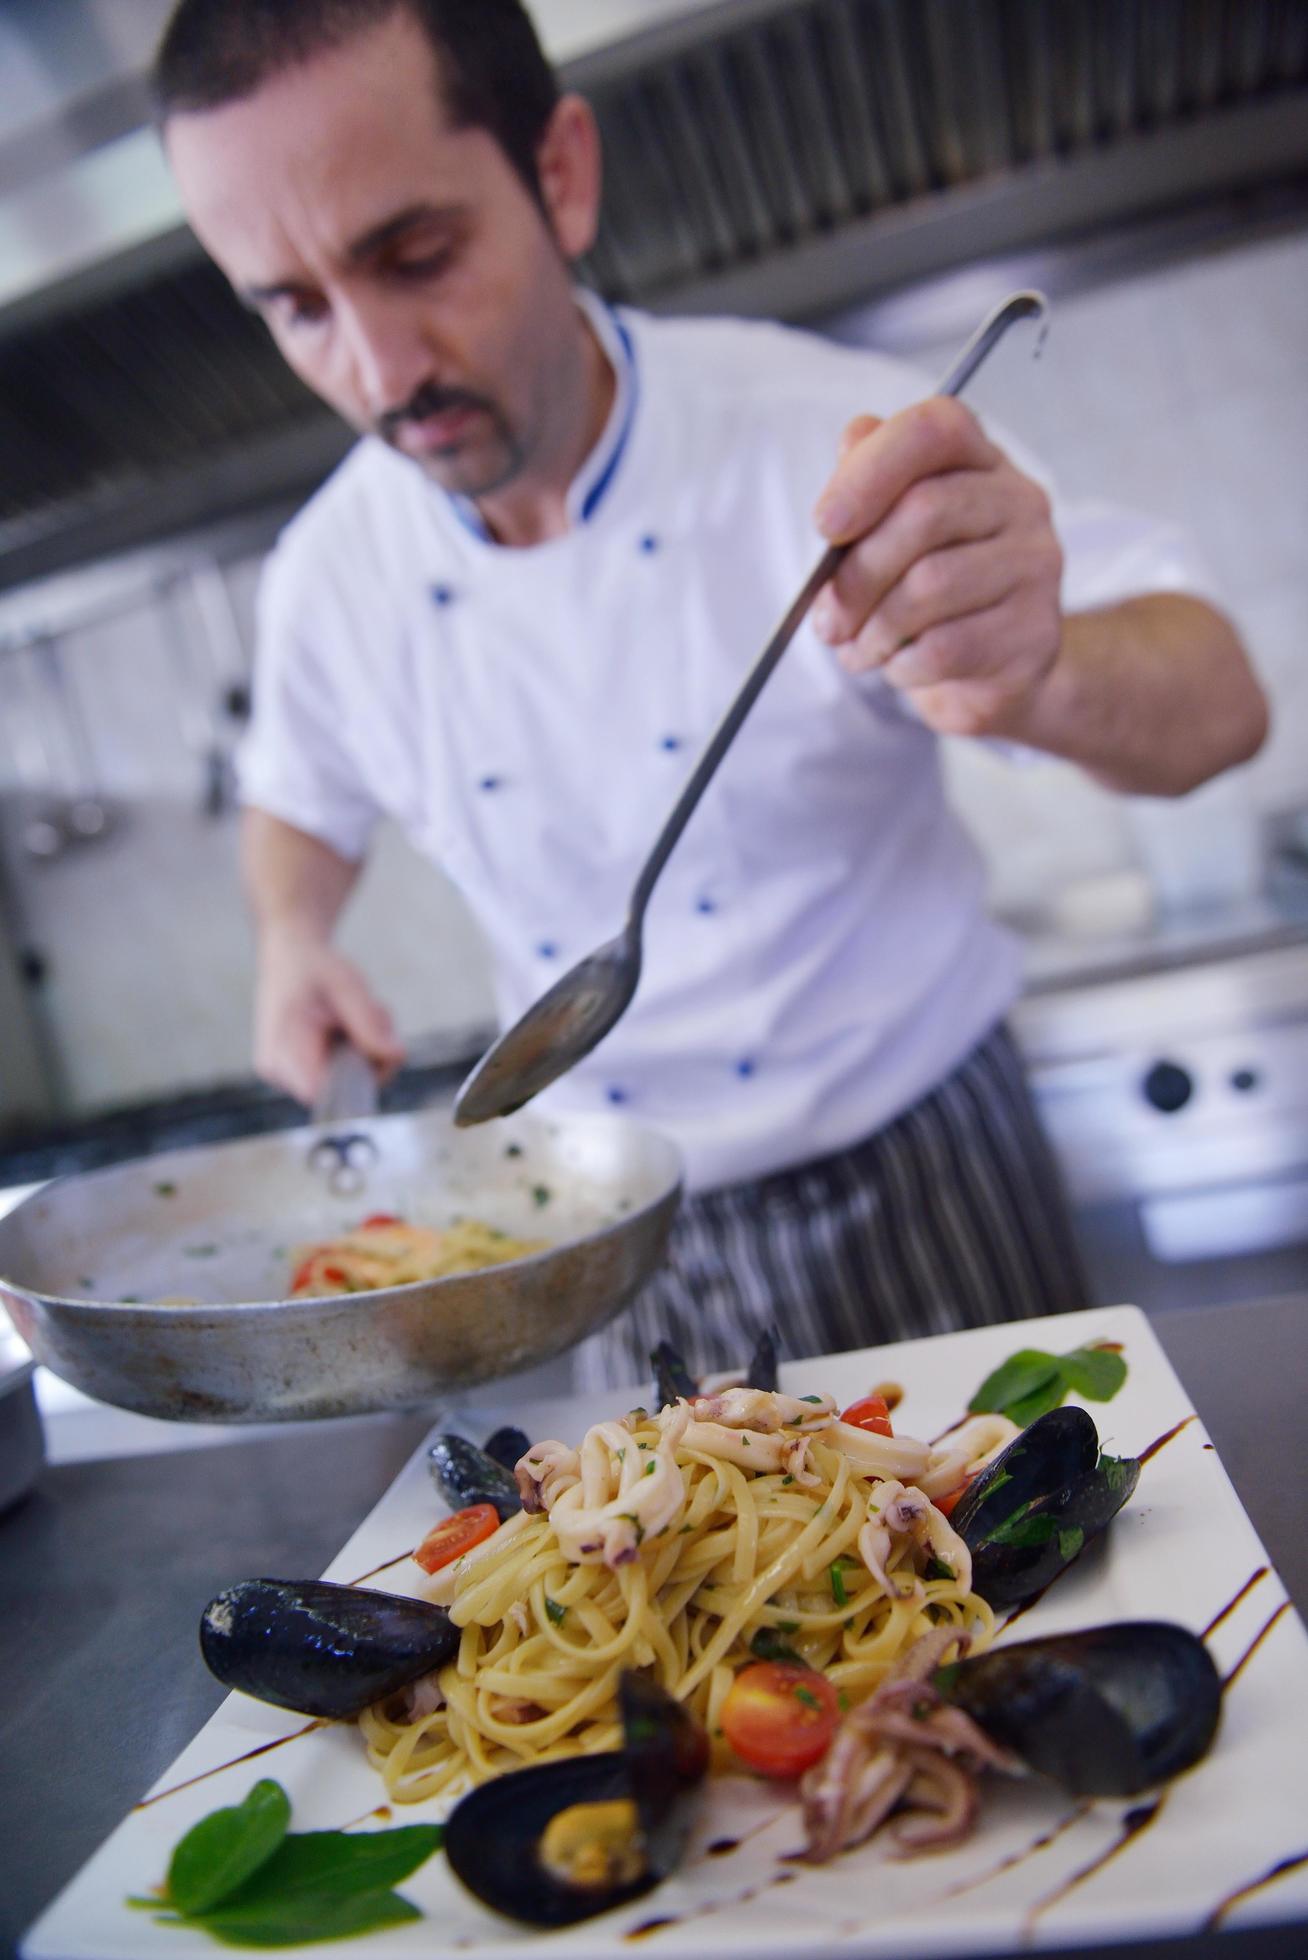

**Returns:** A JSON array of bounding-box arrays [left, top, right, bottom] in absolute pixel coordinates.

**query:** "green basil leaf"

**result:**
[[967, 1349, 1062, 1419], [1059, 1346, 1128, 1403], [225, 1827, 443, 1908], [1004, 1375, 1071, 1427], [1058, 1525, 1085, 1561], [166, 1780, 290, 1917], [193, 1886, 420, 1948]]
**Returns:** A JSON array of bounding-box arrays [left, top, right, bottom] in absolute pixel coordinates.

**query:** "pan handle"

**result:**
[[307, 1042, 381, 1196], [313, 1041, 381, 1124]]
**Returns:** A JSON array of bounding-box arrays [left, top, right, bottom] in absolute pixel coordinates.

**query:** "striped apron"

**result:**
[[574, 1023, 1086, 1391]]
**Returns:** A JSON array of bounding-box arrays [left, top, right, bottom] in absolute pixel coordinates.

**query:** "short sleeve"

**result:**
[[235, 543, 381, 864], [1056, 497, 1221, 612]]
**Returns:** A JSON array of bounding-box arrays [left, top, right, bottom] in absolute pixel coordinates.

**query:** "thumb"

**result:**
[[839, 412, 882, 458]]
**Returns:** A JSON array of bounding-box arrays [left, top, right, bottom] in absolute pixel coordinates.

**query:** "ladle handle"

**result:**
[[627, 289, 1048, 925]]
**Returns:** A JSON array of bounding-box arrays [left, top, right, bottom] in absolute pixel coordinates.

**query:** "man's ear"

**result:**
[[535, 93, 602, 260]]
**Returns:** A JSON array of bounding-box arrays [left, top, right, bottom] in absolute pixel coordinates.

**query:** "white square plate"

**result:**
[[23, 1305, 1308, 1958]]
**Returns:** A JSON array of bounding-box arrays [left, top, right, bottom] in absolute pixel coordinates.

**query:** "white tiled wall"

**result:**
[[2, 222, 1304, 1117]]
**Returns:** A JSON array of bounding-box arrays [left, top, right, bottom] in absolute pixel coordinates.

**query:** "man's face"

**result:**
[[166, 9, 593, 500]]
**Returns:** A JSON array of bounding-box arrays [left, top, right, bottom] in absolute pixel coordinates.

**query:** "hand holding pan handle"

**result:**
[[307, 1041, 381, 1195]]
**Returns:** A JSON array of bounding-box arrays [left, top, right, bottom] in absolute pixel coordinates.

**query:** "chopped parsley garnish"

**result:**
[[793, 1685, 822, 1711], [544, 1597, 566, 1625]]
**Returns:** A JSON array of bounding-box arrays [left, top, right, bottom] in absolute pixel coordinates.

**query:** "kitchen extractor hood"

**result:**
[[2, 0, 1306, 590]]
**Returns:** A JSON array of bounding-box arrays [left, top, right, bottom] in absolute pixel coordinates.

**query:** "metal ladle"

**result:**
[[454, 289, 1048, 1127]]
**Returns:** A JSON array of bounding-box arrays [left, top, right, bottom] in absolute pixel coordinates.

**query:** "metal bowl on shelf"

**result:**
[[0, 1102, 682, 1424]]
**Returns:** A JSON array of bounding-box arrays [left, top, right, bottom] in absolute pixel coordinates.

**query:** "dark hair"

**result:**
[[152, 0, 559, 197]]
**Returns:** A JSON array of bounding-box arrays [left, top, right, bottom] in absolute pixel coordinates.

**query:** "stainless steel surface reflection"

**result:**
[[0, 1105, 682, 1422]]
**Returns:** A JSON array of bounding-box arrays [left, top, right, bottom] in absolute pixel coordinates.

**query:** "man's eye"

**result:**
[[275, 294, 329, 328], [392, 247, 453, 280]]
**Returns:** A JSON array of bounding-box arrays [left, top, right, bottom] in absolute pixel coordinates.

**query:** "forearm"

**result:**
[[240, 808, 361, 948], [998, 594, 1268, 796]]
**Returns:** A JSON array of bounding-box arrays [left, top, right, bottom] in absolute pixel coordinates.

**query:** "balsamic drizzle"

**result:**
[[1201, 1565, 1268, 1640], [1136, 1413, 1197, 1466], [1222, 1600, 1291, 1691], [1203, 1847, 1308, 1929], [133, 1718, 329, 1809], [1023, 1797, 1166, 1929]]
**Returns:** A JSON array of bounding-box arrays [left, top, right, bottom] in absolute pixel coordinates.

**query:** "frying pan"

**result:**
[[0, 1088, 682, 1422]]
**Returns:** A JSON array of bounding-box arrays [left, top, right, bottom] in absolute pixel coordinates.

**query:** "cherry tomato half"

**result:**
[[720, 1661, 840, 1778], [934, 1471, 977, 1520], [361, 1213, 404, 1229], [289, 1253, 348, 1294], [414, 1503, 500, 1574], [840, 1393, 894, 1437]]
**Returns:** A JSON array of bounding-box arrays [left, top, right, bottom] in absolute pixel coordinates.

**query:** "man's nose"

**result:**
[[336, 291, 434, 422]]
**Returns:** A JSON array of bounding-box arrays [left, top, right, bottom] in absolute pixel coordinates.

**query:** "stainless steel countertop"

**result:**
[[2, 1296, 1305, 1960]]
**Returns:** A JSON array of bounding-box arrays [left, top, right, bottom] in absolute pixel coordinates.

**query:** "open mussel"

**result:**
[[745, 1323, 780, 1392], [938, 1621, 1221, 1796], [427, 1433, 522, 1520], [443, 1674, 709, 1927], [199, 1578, 459, 1719], [651, 1325, 782, 1408], [651, 1340, 698, 1410], [950, 1406, 1141, 1608]]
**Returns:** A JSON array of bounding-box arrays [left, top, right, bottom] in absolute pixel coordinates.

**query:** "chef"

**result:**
[[154, 0, 1266, 1384]]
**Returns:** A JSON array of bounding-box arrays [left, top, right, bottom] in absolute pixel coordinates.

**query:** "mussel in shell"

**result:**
[[950, 1406, 1140, 1608], [482, 1424, 531, 1473], [938, 1621, 1221, 1796], [651, 1340, 699, 1410], [745, 1323, 780, 1392], [443, 1674, 709, 1927], [427, 1433, 522, 1520], [199, 1578, 459, 1719], [651, 1326, 782, 1407]]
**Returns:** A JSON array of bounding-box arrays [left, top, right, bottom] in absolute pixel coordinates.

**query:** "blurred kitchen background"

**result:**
[[1, 0, 1306, 1313]]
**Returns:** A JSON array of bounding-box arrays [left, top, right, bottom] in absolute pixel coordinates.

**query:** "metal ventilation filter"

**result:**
[[2, 0, 1306, 586]]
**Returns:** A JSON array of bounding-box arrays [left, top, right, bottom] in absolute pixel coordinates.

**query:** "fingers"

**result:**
[[254, 945, 404, 1105], [814, 397, 995, 545], [812, 469, 1006, 645], [841, 531, 1058, 679], [323, 958, 406, 1081]]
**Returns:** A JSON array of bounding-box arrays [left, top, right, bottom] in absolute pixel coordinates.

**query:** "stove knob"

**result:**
[[1142, 1059, 1193, 1114]]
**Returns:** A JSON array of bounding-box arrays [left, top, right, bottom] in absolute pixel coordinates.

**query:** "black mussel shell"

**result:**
[[745, 1324, 780, 1392], [443, 1674, 709, 1927], [651, 1341, 699, 1410], [483, 1425, 531, 1473], [199, 1578, 458, 1719], [427, 1434, 522, 1520], [938, 1621, 1221, 1796], [951, 1407, 1140, 1608]]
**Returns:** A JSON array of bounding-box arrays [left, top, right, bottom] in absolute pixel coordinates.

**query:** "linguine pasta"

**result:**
[[289, 1215, 546, 1295], [359, 1390, 1017, 1803]]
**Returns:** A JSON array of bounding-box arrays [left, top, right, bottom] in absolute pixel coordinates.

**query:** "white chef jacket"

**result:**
[[239, 295, 1209, 1191]]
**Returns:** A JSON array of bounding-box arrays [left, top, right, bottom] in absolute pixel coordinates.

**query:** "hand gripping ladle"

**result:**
[[454, 289, 1047, 1127]]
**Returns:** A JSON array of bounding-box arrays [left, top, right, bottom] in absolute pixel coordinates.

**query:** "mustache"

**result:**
[[376, 381, 493, 441]]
